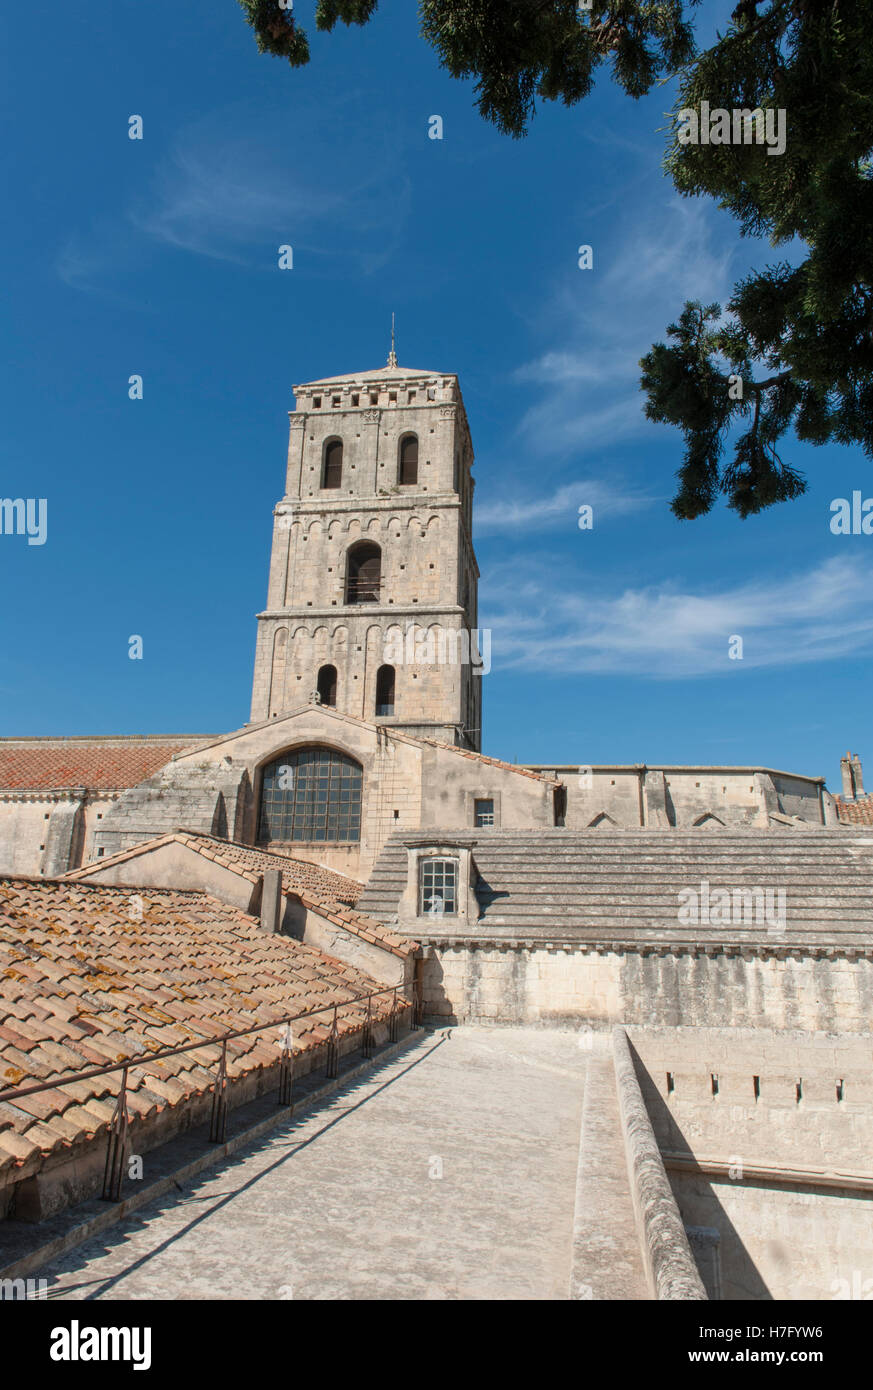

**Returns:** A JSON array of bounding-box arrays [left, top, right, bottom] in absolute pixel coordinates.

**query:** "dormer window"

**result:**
[[419, 857, 458, 916]]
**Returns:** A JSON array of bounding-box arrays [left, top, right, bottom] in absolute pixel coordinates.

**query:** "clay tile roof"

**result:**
[[0, 737, 213, 792], [175, 833, 365, 908], [66, 833, 417, 956], [67, 832, 365, 909], [835, 797, 873, 825], [0, 876, 392, 1172]]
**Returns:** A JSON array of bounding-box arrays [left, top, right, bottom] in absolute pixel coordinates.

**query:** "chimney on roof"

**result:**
[[260, 868, 283, 934], [840, 751, 864, 800]]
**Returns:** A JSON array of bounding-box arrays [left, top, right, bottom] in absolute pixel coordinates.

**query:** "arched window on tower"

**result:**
[[346, 541, 381, 604], [316, 664, 337, 707], [375, 664, 395, 717], [398, 434, 418, 486], [322, 439, 343, 489]]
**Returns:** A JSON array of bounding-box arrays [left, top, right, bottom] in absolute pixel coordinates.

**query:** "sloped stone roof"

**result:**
[[0, 737, 211, 792], [0, 877, 391, 1176]]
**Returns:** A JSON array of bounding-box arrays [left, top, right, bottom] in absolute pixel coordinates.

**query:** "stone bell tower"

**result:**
[[250, 350, 481, 749]]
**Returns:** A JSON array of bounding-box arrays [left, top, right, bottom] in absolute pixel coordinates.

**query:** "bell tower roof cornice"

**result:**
[[293, 365, 455, 390]]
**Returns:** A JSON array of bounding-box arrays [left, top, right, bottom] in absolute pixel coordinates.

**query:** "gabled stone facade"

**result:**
[[83, 705, 558, 880]]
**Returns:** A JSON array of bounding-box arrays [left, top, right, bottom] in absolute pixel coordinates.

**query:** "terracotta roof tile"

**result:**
[[835, 797, 873, 825], [0, 738, 212, 793], [66, 831, 417, 955], [68, 831, 365, 909], [0, 875, 399, 1170]]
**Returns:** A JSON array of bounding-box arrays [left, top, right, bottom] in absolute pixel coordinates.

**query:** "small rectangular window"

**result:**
[[474, 798, 494, 827], [370, 392, 378, 405], [332, 395, 340, 407], [419, 857, 458, 916], [352, 393, 360, 406], [313, 396, 322, 408], [389, 391, 397, 403], [408, 390, 416, 403], [427, 387, 436, 400]]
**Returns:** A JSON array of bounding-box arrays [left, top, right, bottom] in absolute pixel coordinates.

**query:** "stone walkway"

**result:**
[[33, 1026, 642, 1301]]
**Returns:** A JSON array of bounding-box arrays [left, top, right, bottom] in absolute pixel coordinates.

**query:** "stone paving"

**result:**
[[34, 1027, 598, 1301]]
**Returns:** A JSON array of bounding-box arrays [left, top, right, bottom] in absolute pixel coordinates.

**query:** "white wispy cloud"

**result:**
[[475, 478, 661, 535], [481, 554, 873, 678], [56, 98, 414, 290], [131, 121, 412, 271], [510, 196, 737, 459]]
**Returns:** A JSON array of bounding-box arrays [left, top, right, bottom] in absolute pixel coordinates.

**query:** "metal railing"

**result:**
[[0, 980, 422, 1203], [346, 577, 381, 603]]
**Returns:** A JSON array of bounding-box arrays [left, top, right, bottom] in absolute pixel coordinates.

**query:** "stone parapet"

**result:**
[[612, 1026, 707, 1301]]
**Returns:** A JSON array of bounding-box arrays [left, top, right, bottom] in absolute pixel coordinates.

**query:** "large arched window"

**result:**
[[322, 439, 343, 489], [258, 747, 362, 843], [398, 434, 418, 485], [375, 664, 395, 717], [317, 664, 337, 707], [346, 541, 381, 604]]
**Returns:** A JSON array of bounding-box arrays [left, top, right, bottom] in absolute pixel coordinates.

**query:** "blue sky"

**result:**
[[1, 0, 870, 791]]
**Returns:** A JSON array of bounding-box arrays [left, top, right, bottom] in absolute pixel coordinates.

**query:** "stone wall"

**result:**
[[629, 1026, 873, 1175], [0, 799, 56, 875], [523, 764, 829, 828], [420, 941, 873, 1034], [626, 1026, 873, 1300], [0, 793, 117, 878], [672, 1176, 873, 1301]]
